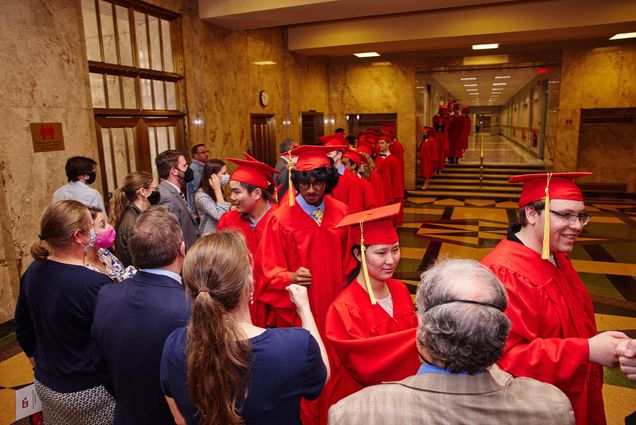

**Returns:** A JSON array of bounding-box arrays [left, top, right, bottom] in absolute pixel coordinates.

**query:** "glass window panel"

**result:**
[[101, 128, 116, 195], [126, 127, 136, 172], [110, 128, 129, 188], [165, 81, 176, 110], [99, 1, 117, 64], [122, 77, 137, 109], [106, 75, 121, 108], [89, 73, 106, 107], [81, 0, 101, 61], [135, 12, 149, 68], [115, 5, 133, 66], [149, 127, 158, 182], [153, 80, 165, 110], [161, 19, 174, 72], [140, 79, 153, 109], [168, 127, 176, 149], [148, 15, 162, 71], [156, 127, 169, 153]]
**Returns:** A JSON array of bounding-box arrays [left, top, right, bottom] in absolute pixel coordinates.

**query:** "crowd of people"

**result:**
[[417, 102, 472, 189], [13, 132, 636, 425]]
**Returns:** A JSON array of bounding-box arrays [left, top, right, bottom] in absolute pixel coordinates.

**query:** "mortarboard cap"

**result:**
[[510, 172, 591, 207], [226, 154, 280, 189], [290, 144, 345, 172], [343, 150, 362, 167], [319, 133, 348, 147], [336, 203, 401, 304]]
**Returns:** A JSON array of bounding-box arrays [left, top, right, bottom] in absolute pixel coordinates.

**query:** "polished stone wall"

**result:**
[[556, 45, 636, 179], [0, 0, 100, 322], [328, 59, 417, 189]]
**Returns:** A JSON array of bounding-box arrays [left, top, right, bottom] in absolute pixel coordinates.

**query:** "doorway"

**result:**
[[300, 112, 324, 145], [347, 113, 397, 136], [250, 114, 277, 166]]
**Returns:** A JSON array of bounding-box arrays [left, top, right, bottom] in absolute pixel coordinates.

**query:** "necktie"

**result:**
[[311, 209, 323, 225]]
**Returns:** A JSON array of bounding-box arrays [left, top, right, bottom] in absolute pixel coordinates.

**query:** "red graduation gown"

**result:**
[[460, 114, 471, 151], [253, 196, 353, 337], [357, 175, 378, 210], [447, 114, 463, 158], [331, 168, 367, 214], [368, 170, 387, 206], [389, 139, 405, 187], [217, 204, 277, 257], [418, 136, 435, 178], [481, 239, 604, 425], [321, 278, 419, 422], [375, 153, 404, 225]]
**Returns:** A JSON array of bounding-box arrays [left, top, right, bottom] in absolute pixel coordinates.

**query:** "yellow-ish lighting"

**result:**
[[372, 61, 392, 66], [494, 75, 511, 79], [610, 32, 636, 40], [464, 83, 478, 87], [253, 61, 276, 65], [354, 52, 380, 58], [460, 77, 477, 81], [492, 82, 507, 86], [472, 43, 499, 50]]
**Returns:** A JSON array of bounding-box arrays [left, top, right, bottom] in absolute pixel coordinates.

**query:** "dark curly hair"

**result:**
[[416, 259, 511, 374], [291, 166, 339, 195]]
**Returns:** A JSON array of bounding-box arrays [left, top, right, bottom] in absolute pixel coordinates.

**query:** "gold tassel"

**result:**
[[359, 217, 376, 305], [541, 173, 552, 260], [287, 152, 295, 207]]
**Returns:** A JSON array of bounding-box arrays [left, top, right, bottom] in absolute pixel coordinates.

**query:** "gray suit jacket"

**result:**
[[328, 365, 574, 425], [157, 180, 199, 249]]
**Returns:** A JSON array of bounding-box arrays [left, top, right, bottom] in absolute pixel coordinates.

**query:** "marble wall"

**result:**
[[556, 46, 636, 178], [328, 60, 417, 189], [0, 0, 99, 322]]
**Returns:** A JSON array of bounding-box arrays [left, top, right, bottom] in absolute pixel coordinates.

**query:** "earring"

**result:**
[[250, 291, 254, 305]]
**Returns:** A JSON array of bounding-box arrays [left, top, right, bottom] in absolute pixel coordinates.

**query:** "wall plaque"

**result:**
[[30, 123, 65, 152]]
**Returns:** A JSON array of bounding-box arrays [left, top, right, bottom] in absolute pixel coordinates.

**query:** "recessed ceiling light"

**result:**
[[460, 77, 477, 81], [253, 61, 276, 65], [492, 88, 504, 91], [465, 88, 479, 92], [472, 43, 499, 50], [610, 32, 636, 40], [492, 82, 507, 86], [494, 75, 511, 79], [464, 84, 478, 87], [354, 52, 380, 57]]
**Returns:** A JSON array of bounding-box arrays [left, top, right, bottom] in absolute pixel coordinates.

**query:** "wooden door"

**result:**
[[250, 114, 277, 166], [301, 112, 324, 145]]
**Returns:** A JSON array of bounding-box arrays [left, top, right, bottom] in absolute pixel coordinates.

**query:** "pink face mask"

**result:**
[[95, 227, 116, 249]]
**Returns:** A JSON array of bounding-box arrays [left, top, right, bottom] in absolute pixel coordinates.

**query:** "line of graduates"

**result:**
[[418, 102, 472, 189]]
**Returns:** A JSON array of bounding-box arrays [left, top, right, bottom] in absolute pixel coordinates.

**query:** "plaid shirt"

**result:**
[[328, 365, 574, 425]]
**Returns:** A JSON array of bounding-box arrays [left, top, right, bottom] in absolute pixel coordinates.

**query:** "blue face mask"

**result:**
[[84, 228, 96, 251], [221, 174, 230, 185]]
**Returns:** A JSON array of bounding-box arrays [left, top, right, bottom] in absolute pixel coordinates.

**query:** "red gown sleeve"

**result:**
[[493, 265, 590, 391]]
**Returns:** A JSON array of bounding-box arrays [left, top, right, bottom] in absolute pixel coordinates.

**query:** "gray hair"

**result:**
[[415, 259, 511, 374], [279, 138, 296, 154]]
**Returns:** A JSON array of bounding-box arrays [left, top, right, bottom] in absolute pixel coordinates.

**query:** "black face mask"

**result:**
[[178, 167, 195, 184], [147, 190, 161, 205], [86, 171, 97, 185]]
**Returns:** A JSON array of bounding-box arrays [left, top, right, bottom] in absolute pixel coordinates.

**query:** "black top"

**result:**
[[14, 260, 111, 392], [507, 223, 523, 243], [91, 271, 189, 425], [160, 327, 327, 425]]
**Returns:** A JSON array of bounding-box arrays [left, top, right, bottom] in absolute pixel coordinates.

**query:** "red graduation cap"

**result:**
[[336, 203, 401, 304], [343, 150, 362, 167], [422, 126, 434, 133], [510, 172, 591, 260], [290, 144, 345, 172], [510, 172, 591, 207], [226, 153, 280, 189], [319, 133, 347, 147]]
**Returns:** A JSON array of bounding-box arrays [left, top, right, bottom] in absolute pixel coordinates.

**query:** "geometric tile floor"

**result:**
[[0, 194, 634, 424], [396, 196, 636, 425]]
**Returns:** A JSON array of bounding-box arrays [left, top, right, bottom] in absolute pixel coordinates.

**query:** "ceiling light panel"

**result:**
[[472, 43, 499, 50], [354, 52, 380, 57]]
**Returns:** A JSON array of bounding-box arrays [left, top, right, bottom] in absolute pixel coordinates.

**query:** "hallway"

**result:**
[[461, 133, 544, 165]]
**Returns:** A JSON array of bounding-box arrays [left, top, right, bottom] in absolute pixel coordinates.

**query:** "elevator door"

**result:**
[[250, 114, 277, 166]]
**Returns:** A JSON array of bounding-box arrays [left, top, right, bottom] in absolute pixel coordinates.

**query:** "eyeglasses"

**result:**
[[298, 181, 326, 190], [550, 210, 591, 226]]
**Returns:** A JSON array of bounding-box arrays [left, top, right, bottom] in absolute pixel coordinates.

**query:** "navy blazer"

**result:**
[[157, 180, 199, 250], [91, 271, 189, 425]]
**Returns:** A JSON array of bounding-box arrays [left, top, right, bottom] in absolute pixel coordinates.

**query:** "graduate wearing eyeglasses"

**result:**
[[481, 172, 629, 425]]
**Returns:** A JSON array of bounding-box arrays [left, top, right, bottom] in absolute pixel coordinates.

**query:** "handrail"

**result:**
[[479, 132, 484, 188]]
